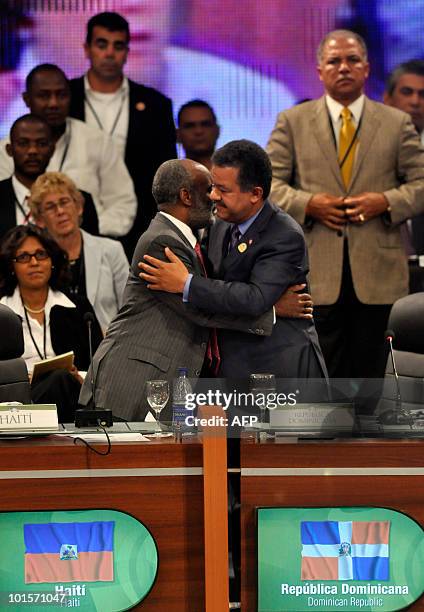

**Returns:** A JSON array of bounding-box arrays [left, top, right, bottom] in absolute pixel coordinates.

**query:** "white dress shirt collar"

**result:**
[[12, 175, 30, 204], [326, 94, 365, 126], [159, 212, 197, 248], [83, 74, 129, 157], [84, 73, 129, 99], [5, 286, 75, 320], [0, 287, 75, 373]]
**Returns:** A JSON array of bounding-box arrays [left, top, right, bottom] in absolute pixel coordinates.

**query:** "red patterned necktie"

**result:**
[[194, 242, 221, 375]]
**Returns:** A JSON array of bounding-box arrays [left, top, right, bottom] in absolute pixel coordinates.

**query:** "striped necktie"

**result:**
[[339, 107, 358, 188], [228, 225, 241, 254]]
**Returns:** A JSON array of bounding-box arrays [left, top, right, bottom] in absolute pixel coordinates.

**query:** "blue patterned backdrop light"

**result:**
[[0, 0, 423, 144]]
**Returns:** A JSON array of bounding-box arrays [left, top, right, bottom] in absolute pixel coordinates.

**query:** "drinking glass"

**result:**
[[146, 380, 169, 437]]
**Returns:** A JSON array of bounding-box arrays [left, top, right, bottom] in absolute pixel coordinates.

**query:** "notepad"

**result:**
[[31, 351, 74, 383]]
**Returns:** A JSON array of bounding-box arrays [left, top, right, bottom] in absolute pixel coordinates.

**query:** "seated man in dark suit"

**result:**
[[140, 140, 327, 379], [0, 114, 98, 240]]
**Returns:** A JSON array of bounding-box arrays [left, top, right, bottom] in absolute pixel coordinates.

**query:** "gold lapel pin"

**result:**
[[136, 102, 146, 111], [238, 243, 247, 253]]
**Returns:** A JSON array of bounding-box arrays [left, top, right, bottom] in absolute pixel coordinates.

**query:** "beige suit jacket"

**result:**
[[267, 96, 424, 305]]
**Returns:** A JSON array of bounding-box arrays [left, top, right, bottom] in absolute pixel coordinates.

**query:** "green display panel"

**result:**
[[0, 509, 158, 611], [257, 507, 424, 612]]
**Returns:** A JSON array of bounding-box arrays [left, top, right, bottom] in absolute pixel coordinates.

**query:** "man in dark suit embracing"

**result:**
[[78, 158, 277, 421], [80, 154, 316, 421], [140, 140, 327, 379]]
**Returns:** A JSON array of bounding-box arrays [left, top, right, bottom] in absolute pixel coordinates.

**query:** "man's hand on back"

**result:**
[[275, 284, 313, 319]]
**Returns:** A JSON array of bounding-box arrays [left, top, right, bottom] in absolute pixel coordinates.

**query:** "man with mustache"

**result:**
[[140, 140, 325, 380], [79, 156, 314, 420], [266, 29, 424, 379]]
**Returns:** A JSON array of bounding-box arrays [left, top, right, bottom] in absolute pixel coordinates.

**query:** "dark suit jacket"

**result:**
[[78, 213, 273, 420], [69, 77, 177, 257], [190, 201, 327, 378], [50, 295, 102, 371], [411, 215, 424, 256], [0, 177, 99, 240]]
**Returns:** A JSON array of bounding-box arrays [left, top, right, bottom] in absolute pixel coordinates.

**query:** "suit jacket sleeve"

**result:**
[[266, 111, 314, 225], [383, 114, 424, 224], [80, 190, 99, 236], [157, 96, 177, 162], [109, 241, 129, 308], [189, 229, 305, 316], [141, 236, 273, 335]]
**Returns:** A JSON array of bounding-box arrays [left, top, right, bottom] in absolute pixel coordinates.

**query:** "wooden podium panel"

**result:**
[[241, 437, 424, 611], [0, 436, 204, 611]]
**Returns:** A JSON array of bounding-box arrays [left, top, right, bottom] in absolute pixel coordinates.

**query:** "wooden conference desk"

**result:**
[[0, 428, 227, 612], [240, 437, 424, 611]]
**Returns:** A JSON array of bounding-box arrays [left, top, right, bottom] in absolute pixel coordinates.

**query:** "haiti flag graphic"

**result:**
[[301, 521, 390, 581], [24, 521, 114, 584]]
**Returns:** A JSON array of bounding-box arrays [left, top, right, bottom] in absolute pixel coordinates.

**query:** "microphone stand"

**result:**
[[387, 334, 413, 429]]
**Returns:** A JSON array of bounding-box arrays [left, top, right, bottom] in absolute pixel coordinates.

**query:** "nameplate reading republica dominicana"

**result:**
[[0, 404, 58, 431], [269, 403, 354, 432], [257, 507, 424, 611]]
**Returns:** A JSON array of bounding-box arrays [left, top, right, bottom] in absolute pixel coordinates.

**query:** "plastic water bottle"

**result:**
[[249, 373, 276, 442], [172, 368, 193, 433]]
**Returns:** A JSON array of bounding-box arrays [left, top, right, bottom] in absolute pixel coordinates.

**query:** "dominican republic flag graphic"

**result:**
[[301, 520, 390, 581], [24, 521, 114, 584]]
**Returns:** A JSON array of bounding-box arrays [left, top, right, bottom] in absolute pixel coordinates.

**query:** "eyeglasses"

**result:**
[[41, 197, 74, 216], [13, 249, 50, 264]]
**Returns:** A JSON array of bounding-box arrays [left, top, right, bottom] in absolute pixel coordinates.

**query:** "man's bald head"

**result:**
[[152, 159, 195, 209], [152, 158, 213, 229]]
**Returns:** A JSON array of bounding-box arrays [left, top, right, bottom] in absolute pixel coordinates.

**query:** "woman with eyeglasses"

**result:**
[[29, 172, 129, 333], [0, 224, 102, 422]]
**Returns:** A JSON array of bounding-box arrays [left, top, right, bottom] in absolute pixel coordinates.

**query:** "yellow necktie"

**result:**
[[339, 107, 358, 188]]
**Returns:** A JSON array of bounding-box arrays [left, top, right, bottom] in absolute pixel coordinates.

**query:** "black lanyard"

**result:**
[[24, 307, 46, 360], [85, 90, 126, 136], [69, 234, 86, 297], [57, 123, 72, 171], [327, 110, 362, 170]]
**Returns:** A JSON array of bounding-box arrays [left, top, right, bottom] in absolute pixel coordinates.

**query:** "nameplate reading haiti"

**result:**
[[270, 403, 354, 433], [0, 404, 58, 432]]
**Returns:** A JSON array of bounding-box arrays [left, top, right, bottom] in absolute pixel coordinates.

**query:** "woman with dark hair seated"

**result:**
[[0, 224, 102, 422]]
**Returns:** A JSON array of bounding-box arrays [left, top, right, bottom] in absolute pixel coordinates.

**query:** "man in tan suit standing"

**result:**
[[267, 29, 424, 379]]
